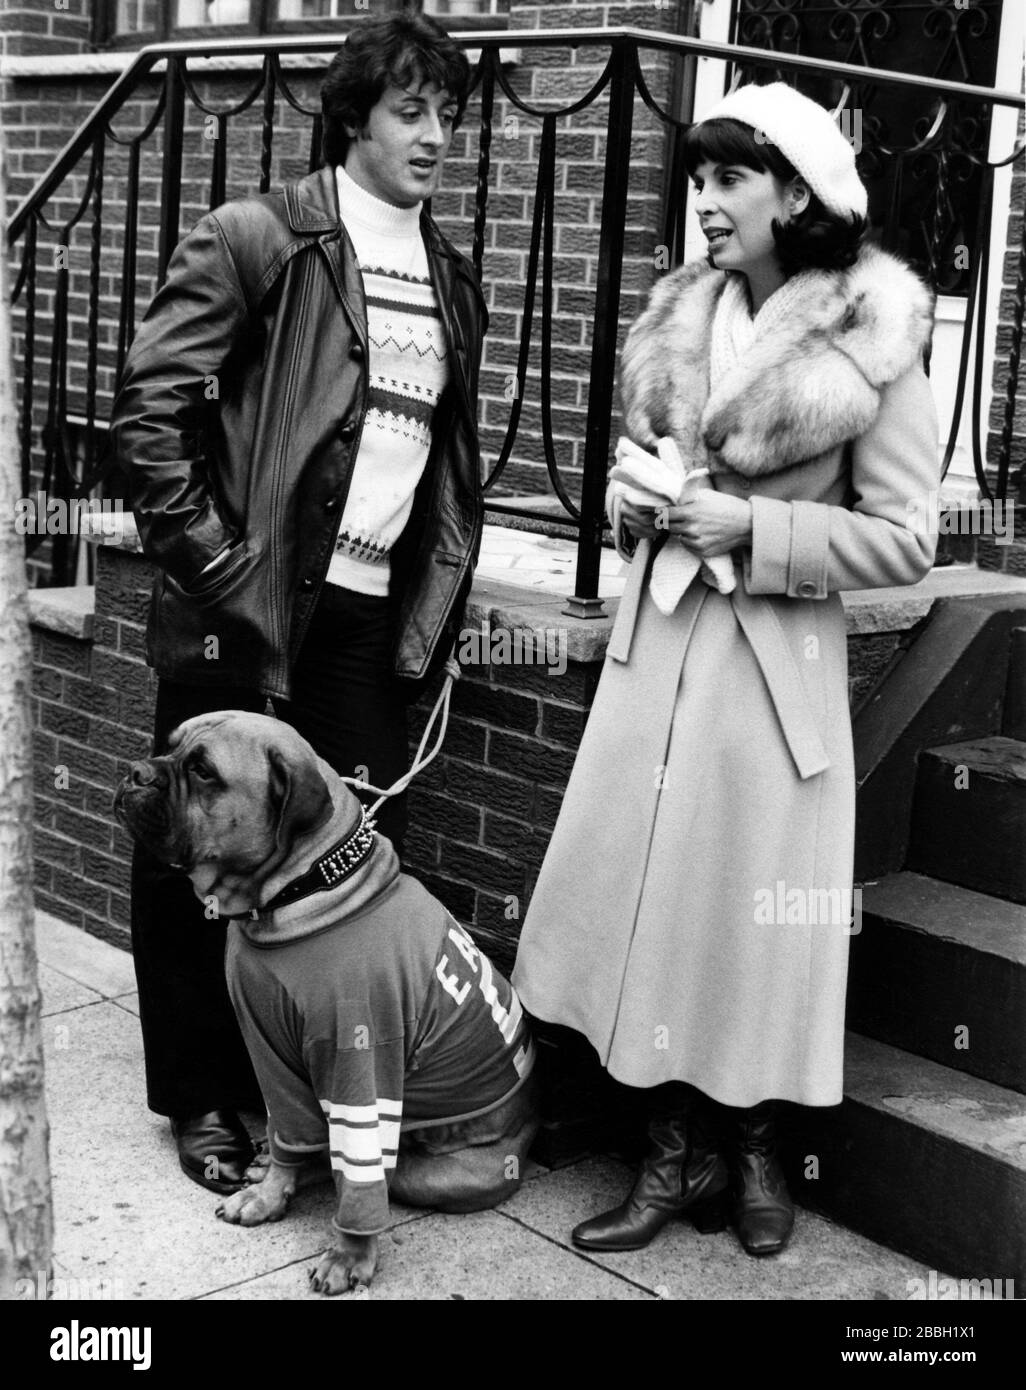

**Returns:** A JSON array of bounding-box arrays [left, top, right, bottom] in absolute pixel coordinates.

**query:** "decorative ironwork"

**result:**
[[730, 0, 1003, 293], [5, 27, 1025, 602]]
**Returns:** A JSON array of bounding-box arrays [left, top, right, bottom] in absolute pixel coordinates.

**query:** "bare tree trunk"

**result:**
[[0, 111, 52, 1300]]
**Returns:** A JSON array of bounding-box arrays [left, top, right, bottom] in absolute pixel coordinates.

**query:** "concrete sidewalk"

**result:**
[[34, 909, 946, 1301]]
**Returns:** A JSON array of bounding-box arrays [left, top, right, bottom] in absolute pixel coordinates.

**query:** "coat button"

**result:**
[[349, 343, 365, 362], [324, 497, 339, 513], [738, 478, 751, 491], [339, 421, 356, 443], [300, 577, 315, 591], [796, 580, 818, 598]]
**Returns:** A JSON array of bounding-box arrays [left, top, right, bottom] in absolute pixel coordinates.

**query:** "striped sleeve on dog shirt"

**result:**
[[321, 1098, 402, 1189], [226, 874, 533, 1237]]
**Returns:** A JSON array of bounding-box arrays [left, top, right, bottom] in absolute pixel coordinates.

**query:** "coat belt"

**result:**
[[607, 538, 831, 781]]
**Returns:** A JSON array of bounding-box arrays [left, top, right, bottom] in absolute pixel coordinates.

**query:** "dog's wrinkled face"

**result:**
[[114, 711, 333, 915]]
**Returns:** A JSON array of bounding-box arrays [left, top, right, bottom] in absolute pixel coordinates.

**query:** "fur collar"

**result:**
[[620, 245, 934, 477]]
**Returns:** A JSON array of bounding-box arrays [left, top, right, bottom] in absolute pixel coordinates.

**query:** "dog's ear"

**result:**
[[266, 745, 333, 849]]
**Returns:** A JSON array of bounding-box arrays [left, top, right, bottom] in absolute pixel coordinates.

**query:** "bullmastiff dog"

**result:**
[[115, 710, 538, 1293]]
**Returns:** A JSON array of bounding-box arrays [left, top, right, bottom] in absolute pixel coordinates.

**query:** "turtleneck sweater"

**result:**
[[325, 165, 449, 597]]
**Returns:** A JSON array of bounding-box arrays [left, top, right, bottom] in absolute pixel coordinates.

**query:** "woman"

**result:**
[[512, 82, 938, 1257]]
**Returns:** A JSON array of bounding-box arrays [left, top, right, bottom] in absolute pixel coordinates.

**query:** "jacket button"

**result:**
[[349, 343, 365, 362], [324, 497, 339, 513], [300, 577, 315, 591], [339, 422, 356, 443], [738, 478, 751, 491], [796, 580, 818, 598]]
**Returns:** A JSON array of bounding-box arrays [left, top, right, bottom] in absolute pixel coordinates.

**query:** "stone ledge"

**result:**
[[75, 516, 1026, 663], [841, 566, 1026, 635], [1, 46, 519, 81], [465, 578, 616, 665], [0, 51, 332, 80], [28, 585, 95, 641]]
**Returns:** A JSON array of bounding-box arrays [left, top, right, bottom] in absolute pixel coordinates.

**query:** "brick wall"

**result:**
[[31, 546, 156, 947], [0, 0, 89, 57]]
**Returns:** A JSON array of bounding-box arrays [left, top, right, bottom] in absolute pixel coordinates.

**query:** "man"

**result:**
[[109, 11, 486, 1193]]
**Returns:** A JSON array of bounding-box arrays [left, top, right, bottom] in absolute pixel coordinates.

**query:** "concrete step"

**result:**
[[908, 736, 1026, 902], [786, 1033, 1026, 1284], [847, 872, 1026, 1094], [853, 593, 1026, 883]]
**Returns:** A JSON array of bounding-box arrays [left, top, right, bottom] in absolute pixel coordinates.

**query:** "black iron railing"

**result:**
[[7, 26, 1025, 607]]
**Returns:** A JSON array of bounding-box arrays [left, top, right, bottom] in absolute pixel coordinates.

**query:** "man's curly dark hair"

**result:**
[[320, 12, 472, 168]]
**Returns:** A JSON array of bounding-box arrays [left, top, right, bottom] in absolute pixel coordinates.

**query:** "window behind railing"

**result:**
[[98, 0, 510, 45], [175, 1, 254, 23], [114, 1, 160, 32]]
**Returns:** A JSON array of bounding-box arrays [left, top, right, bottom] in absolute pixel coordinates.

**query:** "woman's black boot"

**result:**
[[730, 1100, 795, 1256], [571, 1085, 728, 1252]]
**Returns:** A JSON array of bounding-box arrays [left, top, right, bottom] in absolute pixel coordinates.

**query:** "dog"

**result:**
[[115, 710, 538, 1293]]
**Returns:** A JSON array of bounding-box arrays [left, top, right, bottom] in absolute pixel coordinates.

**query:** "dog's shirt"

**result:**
[[226, 830, 533, 1237]]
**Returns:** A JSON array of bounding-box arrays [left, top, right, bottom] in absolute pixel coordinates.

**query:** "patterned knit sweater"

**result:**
[[325, 166, 449, 597]]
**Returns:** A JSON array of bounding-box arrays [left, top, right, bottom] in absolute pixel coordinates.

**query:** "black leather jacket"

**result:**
[[110, 165, 486, 699]]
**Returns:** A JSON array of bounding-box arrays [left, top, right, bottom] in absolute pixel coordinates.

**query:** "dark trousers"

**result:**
[[131, 587, 410, 1117]]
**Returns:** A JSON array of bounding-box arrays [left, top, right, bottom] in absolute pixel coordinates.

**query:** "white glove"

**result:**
[[608, 437, 736, 606]]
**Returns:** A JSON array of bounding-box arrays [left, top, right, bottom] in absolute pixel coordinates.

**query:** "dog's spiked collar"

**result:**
[[260, 810, 377, 914]]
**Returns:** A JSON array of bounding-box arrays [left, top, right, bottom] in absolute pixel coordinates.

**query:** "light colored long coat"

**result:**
[[512, 247, 939, 1108]]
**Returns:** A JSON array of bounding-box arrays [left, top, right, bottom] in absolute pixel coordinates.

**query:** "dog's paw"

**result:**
[[308, 1235, 379, 1296], [215, 1183, 287, 1226]]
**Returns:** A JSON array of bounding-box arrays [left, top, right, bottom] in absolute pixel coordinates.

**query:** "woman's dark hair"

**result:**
[[682, 116, 866, 275], [321, 12, 471, 167]]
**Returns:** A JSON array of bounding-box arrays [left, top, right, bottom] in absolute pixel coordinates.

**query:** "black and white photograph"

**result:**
[[0, 0, 1023, 1346]]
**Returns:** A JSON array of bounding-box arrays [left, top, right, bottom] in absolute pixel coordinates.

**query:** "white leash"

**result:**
[[337, 652, 461, 821]]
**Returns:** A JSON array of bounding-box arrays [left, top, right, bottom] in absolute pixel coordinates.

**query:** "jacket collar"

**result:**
[[284, 164, 340, 233], [282, 165, 478, 418], [283, 164, 467, 273]]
